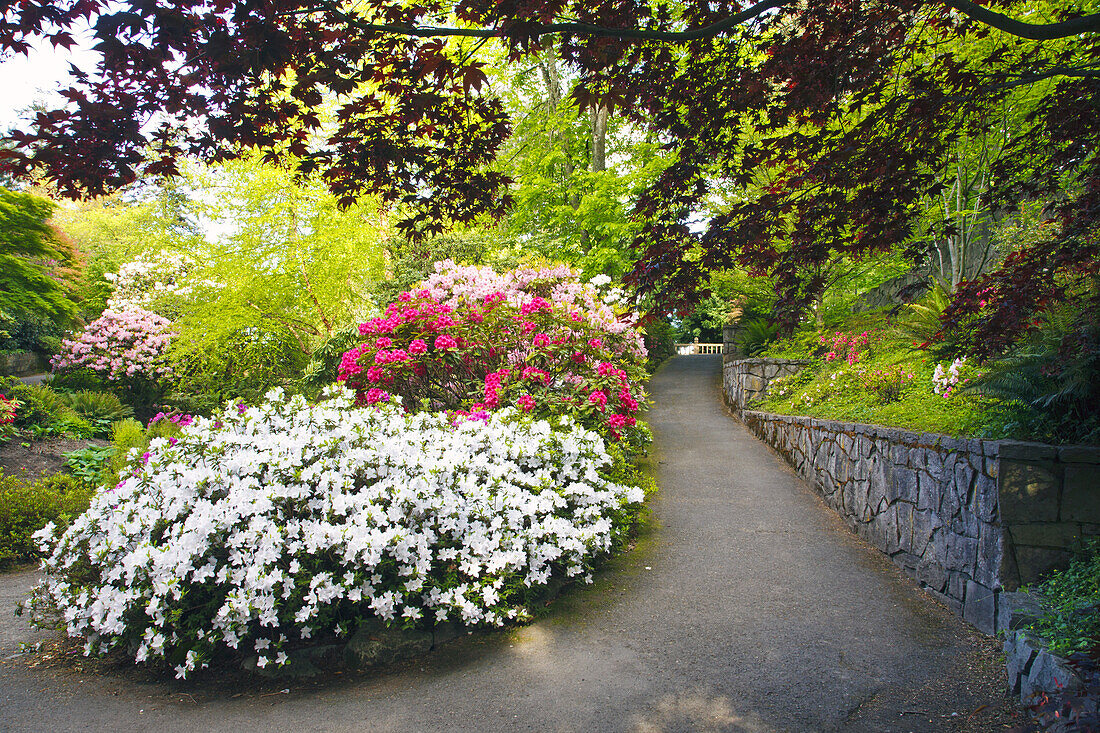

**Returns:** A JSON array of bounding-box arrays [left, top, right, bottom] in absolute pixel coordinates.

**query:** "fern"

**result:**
[[738, 317, 779, 356], [62, 390, 134, 423]]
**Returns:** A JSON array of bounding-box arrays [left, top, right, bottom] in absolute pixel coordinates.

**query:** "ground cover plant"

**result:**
[[755, 309, 1014, 439], [24, 387, 647, 678], [1025, 542, 1100, 659]]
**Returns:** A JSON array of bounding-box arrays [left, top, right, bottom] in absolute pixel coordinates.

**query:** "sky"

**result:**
[[0, 36, 98, 131]]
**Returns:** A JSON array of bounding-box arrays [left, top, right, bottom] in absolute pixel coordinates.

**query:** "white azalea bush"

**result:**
[[24, 386, 645, 678]]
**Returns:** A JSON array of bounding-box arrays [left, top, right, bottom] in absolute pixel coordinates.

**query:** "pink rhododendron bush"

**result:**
[[51, 307, 175, 384], [24, 386, 645, 678], [339, 261, 650, 447]]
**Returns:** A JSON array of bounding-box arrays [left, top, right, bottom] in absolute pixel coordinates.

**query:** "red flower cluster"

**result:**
[[338, 285, 648, 444]]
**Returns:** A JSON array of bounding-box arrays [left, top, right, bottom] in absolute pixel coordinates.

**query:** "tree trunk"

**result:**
[[590, 105, 609, 173]]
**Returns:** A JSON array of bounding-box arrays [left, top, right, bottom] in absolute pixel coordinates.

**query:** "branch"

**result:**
[[311, 0, 1098, 42], [942, 0, 1100, 40], [324, 0, 790, 41]]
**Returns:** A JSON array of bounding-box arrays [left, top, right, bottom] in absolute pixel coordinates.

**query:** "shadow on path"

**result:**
[[0, 356, 1014, 732]]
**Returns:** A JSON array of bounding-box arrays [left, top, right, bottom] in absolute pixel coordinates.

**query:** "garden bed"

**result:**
[[0, 437, 109, 483]]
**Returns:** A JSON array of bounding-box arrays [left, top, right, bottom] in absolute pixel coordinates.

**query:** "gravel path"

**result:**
[[0, 355, 1019, 732]]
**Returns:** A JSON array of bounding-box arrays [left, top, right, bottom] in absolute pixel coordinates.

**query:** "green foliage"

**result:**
[[9, 383, 69, 429], [1025, 541, 1100, 657], [738, 318, 780, 357], [62, 446, 117, 486], [641, 318, 676, 371], [61, 390, 133, 436], [3, 312, 65, 355], [0, 472, 93, 567], [300, 325, 363, 395], [50, 368, 105, 392], [894, 282, 953, 351], [374, 231, 492, 306], [8, 383, 99, 438], [968, 311, 1100, 445], [106, 418, 150, 482], [758, 327, 1010, 439], [0, 307, 13, 341], [0, 188, 79, 326], [168, 324, 308, 413]]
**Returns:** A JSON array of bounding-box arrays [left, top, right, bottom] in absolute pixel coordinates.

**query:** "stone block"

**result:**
[[918, 558, 948, 593], [923, 450, 944, 479], [911, 510, 936, 557], [946, 534, 979, 575], [974, 474, 999, 523], [1023, 649, 1085, 702], [975, 526, 1002, 589], [1009, 522, 1083, 549], [941, 483, 962, 519], [997, 591, 1045, 634], [948, 571, 967, 603], [917, 480, 939, 513], [892, 502, 913, 554], [888, 468, 918, 505], [999, 460, 1060, 522], [1000, 536, 1022, 591], [1000, 441, 1058, 461], [344, 622, 433, 670], [963, 580, 997, 635], [1060, 446, 1100, 463], [1062, 464, 1100, 523], [1013, 545, 1073, 588], [924, 585, 963, 615], [1004, 631, 1039, 696]]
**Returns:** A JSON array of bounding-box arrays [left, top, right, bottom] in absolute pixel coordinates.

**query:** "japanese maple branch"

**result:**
[[310, 0, 1098, 41]]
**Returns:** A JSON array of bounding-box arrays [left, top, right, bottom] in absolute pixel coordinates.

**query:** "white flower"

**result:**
[[26, 387, 645, 678]]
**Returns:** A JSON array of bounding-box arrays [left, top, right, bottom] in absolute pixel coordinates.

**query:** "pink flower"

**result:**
[[375, 336, 393, 348], [435, 334, 458, 350], [364, 388, 390, 405], [532, 333, 551, 348], [516, 395, 536, 411], [588, 390, 608, 409], [588, 338, 603, 349], [408, 339, 428, 356]]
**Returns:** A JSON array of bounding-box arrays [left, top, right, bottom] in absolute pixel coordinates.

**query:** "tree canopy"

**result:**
[[1, 0, 1097, 356]]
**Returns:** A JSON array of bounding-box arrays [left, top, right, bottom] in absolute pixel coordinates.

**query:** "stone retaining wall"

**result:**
[[0, 352, 45, 378], [722, 357, 809, 411], [724, 358, 1100, 634]]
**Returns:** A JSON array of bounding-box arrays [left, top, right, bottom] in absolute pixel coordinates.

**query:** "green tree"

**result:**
[[0, 188, 79, 327]]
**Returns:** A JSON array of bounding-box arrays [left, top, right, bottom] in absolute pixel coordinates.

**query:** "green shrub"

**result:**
[[642, 318, 676, 371], [168, 325, 308, 412], [299, 325, 363, 395], [10, 383, 70, 429], [1025, 541, 1100, 657], [0, 472, 93, 566], [738, 317, 779, 356], [50, 368, 105, 392], [62, 390, 134, 433], [106, 418, 150, 481]]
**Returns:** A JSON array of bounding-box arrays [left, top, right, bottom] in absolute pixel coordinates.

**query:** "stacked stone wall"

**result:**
[[722, 357, 809, 412], [0, 352, 45, 377], [724, 358, 1100, 634]]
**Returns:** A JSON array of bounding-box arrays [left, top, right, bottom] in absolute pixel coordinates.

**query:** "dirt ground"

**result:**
[[0, 437, 109, 482]]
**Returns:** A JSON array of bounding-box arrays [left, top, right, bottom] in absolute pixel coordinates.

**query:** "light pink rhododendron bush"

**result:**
[[51, 307, 175, 384], [339, 261, 649, 447]]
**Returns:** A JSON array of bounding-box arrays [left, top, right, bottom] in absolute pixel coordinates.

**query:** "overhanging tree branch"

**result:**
[[318, 0, 1100, 41], [942, 0, 1100, 40]]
